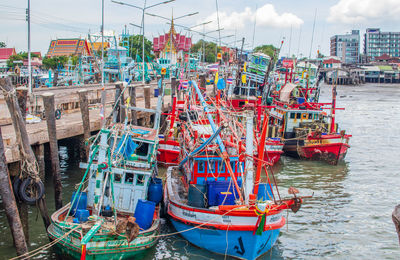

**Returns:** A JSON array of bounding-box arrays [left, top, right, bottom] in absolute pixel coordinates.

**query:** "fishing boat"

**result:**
[[47, 80, 166, 259], [165, 80, 304, 259], [269, 80, 351, 165]]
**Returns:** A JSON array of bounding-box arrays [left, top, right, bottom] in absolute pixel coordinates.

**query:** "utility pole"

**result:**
[[142, 0, 147, 84], [27, 0, 32, 93]]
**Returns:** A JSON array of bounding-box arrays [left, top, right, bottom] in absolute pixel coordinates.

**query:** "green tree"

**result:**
[[121, 35, 154, 62], [191, 40, 221, 63], [253, 44, 279, 62], [6, 52, 39, 68], [0, 42, 6, 48], [42, 56, 68, 86]]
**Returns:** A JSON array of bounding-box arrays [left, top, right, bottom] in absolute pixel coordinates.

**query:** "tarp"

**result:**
[[279, 83, 297, 103], [116, 135, 138, 160]]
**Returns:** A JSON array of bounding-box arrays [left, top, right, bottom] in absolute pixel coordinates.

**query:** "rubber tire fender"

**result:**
[[18, 177, 45, 205], [12, 177, 22, 202]]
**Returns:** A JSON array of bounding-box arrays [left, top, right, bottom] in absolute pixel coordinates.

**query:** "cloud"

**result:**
[[327, 0, 400, 24], [200, 4, 303, 31], [255, 4, 303, 28]]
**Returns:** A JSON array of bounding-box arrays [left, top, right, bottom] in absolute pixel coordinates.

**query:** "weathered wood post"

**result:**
[[100, 88, 107, 127], [15, 86, 30, 242], [171, 76, 177, 100], [129, 85, 137, 125], [0, 128, 28, 256], [16, 87, 28, 119], [42, 92, 63, 210], [0, 77, 51, 229], [144, 86, 151, 127], [393, 205, 400, 245], [33, 144, 45, 180], [118, 83, 126, 122], [78, 89, 90, 160], [113, 84, 122, 123]]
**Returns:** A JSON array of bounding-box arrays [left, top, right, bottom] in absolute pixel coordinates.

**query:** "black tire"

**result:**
[[18, 177, 45, 205], [55, 109, 61, 120], [12, 177, 22, 202]]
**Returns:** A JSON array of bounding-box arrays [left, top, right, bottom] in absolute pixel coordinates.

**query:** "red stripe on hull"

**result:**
[[168, 210, 286, 231]]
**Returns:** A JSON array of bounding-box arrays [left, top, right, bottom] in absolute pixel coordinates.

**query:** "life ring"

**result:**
[[18, 177, 45, 205]]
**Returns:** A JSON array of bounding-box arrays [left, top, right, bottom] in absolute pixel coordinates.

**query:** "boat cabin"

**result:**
[[83, 126, 157, 214], [189, 156, 244, 185]]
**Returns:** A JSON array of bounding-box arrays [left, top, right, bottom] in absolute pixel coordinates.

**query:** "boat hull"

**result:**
[[157, 139, 180, 165], [170, 218, 281, 260], [264, 142, 284, 165]]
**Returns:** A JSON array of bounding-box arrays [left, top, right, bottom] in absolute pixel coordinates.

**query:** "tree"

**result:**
[[121, 35, 154, 62], [42, 56, 68, 86], [253, 44, 279, 62], [191, 40, 221, 63], [6, 52, 39, 68], [0, 42, 6, 48]]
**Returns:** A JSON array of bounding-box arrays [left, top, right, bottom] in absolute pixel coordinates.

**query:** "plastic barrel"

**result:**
[[154, 88, 159, 97], [256, 183, 274, 201], [188, 184, 207, 208], [217, 192, 235, 205], [148, 177, 163, 204], [75, 209, 89, 222], [70, 192, 87, 215], [134, 199, 156, 230], [297, 97, 305, 104], [207, 180, 241, 206]]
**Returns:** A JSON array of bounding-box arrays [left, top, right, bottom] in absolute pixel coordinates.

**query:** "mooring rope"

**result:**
[[10, 226, 80, 260]]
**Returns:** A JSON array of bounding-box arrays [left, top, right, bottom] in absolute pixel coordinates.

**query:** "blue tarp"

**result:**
[[116, 135, 138, 159]]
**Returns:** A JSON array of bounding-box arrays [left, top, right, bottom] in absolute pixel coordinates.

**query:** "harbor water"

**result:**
[[0, 83, 399, 259]]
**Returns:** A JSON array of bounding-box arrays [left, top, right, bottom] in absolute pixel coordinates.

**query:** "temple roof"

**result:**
[[46, 38, 91, 58]]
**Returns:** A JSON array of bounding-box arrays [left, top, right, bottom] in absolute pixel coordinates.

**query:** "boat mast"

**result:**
[[244, 111, 254, 203], [330, 69, 338, 133]]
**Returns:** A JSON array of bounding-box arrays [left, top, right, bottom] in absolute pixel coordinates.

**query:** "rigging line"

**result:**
[[0, 3, 25, 9]]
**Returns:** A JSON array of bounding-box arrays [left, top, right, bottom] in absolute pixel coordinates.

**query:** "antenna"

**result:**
[[309, 8, 317, 59]]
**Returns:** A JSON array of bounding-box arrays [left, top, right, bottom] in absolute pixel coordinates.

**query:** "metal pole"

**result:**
[[142, 0, 146, 84], [27, 0, 32, 93], [101, 0, 104, 88]]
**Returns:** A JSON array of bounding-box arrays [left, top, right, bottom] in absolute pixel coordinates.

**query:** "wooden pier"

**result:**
[[1, 81, 173, 164]]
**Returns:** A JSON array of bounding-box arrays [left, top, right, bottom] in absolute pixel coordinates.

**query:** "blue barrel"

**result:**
[[188, 184, 207, 208], [154, 88, 159, 97], [207, 180, 242, 206], [256, 183, 274, 201], [297, 97, 305, 104], [217, 192, 236, 205], [75, 209, 89, 222], [148, 177, 163, 204], [70, 192, 87, 215], [134, 199, 156, 230]]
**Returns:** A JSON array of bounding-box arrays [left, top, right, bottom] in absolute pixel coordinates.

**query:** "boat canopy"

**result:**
[[279, 83, 297, 103]]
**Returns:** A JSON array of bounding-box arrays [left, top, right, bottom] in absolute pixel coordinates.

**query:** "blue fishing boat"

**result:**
[[165, 80, 304, 259]]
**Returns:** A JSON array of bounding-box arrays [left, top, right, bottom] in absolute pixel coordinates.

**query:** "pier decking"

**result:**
[[1, 82, 172, 164]]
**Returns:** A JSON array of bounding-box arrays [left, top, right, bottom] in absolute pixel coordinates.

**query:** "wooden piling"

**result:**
[[200, 74, 206, 90], [33, 144, 45, 180], [144, 86, 151, 126], [42, 92, 63, 210], [393, 204, 400, 245], [117, 83, 126, 122], [129, 85, 137, 125], [171, 76, 177, 99], [78, 89, 90, 159], [0, 127, 28, 256], [0, 77, 51, 229], [16, 87, 28, 120]]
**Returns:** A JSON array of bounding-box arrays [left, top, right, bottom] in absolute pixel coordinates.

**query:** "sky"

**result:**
[[1, 0, 400, 58]]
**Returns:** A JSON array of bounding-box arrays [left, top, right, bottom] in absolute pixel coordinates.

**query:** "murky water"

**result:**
[[1, 83, 399, 259]]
